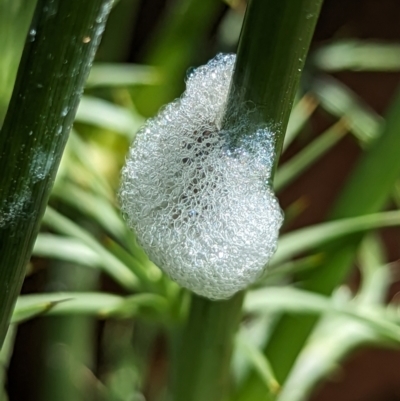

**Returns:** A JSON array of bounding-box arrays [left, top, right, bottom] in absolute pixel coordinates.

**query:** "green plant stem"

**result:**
[[41, 263, 97, 401], [225, 0, 323, 173], [0, 0, 113, 348], [175, 292, 245, 401], [174, 1, 322, 401]]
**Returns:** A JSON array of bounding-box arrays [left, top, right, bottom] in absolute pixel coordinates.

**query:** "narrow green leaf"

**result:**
[[0, 325, 16, 401], [42, 207, 138, 291], [0, 0, 37, 121], [272, 210, 400, 266], [357, 236, 389, 305], [13, 293, 124, 323], [33, 233, 100, 267], [236, 334, 280, 395], [13, 292, 169, 323], [256, 254, 323, 286], [312, 76, 383, 145], [283, 94, 318, 151], [51, 181, 127, 243], [86, 63, 161, 88], [275, 119, 348, 191], [65, 130, 113, 198], [313, 40, 400, 72], [245, 287, 400, 342], [245, 287, 330, 315], [105, 238, 162, 291], [76, 96, 143, 138], [276, 315, 383, 401]]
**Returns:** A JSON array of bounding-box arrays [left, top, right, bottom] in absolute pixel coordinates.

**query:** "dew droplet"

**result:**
[[28, 29, 36, 42]]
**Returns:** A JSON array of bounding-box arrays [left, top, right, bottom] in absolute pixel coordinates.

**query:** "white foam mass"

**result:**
[[119, 54, 283, 299]]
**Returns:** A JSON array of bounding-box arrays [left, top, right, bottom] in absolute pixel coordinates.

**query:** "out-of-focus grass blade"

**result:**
[[105, 239, 161, 287], [236, 334, 280, 395], [76, 96, 144, 138], [357, 235, 389, 305], [13, 293, 124, 323], [13, 293, 168, 323], [0, 0, 37, 122], [52, 181, 127, 243], [393, 180, 400, 208], [276, 315, 382, 401], [0, 325, 16, 401], [282, 197, 310, 226], [276, 119, 348, 191], [272, 210, 400, 265], [33, 233, 100, 268], [245, 287, 400, 342], [51, 180, 155, 278], [283, 93, 319, 151], [257, 254, 323, 287], [63, 130, 113, 199], [42, 207, 138, 291], [86, 63, 161, 88], [313, 40, 400, 72], [245, 287, 330, 315], [312, 76, 383, 144]]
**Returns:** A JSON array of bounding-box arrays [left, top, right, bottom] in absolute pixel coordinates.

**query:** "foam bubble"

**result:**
[[119, 54, 283, 299]]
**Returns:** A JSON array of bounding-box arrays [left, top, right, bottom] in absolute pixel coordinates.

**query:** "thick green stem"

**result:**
[[175, 292, 245, 401], [0, 0, 113, 348], [226, 0, 322, 172], [174, 1, 322, 400], [41, 263, 97, 401]]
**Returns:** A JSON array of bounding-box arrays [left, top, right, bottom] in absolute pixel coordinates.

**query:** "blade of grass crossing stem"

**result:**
[[86, 63, 160, 88], [275, 118, 348, 191], [312, 76, 383, 145], [259, 77, 400, 392], [173, 2, 322, 401], [235, 334, 280, 395], [12, 292, 168, 323], [0, 0, 113, 349], [271, 210, 400, 266], [283, 93, 319, 151], [313, 40, 400, 72], [0, 325, 16, 401]]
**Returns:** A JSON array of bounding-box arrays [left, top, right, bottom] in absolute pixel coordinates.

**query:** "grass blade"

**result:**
[[275, 119, 348, 191], [42, 207, 138, 291], [313, 40, 400, 72], [236, 334, 280, 395], [86, 63, 160, 88], [272, 210, 400, 265]]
